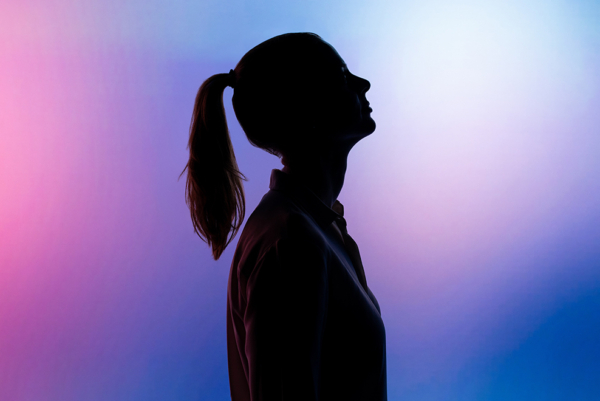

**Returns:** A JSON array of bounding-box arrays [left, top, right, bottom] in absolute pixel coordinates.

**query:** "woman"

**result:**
[[184, 33, 387, 401]]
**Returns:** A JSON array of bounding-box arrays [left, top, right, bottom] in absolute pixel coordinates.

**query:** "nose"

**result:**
[[350, 73, 370, 93], [360, 76, 370, 93]]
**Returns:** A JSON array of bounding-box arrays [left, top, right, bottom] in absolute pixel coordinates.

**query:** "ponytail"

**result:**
[[183, 73, 245, 260]]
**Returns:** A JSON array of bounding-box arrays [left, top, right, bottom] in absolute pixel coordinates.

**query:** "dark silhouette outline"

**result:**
[[184, 33, 386, 401]]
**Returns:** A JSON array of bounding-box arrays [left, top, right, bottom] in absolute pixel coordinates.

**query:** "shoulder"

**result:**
[[241, 189, 326, 250], [232, 190, 330, 277]]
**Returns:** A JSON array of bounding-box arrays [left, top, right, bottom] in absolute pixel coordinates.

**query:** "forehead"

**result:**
[[305, 40, 347, 77], [318, 41, 346, 68]]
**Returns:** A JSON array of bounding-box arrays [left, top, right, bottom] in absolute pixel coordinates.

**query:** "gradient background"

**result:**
[[1, 0, 600, 400]]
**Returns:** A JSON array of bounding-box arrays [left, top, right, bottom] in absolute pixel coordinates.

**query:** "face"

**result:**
[[315, 43, 376, 144]]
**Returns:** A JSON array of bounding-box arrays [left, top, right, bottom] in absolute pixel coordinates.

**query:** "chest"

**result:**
[[324, 237, 385, 344]]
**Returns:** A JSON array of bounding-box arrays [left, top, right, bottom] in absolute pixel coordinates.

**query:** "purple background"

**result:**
[[1, 0, 599, 399]]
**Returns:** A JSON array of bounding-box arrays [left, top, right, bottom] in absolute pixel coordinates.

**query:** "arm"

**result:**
[[244, 216, 329, 401]]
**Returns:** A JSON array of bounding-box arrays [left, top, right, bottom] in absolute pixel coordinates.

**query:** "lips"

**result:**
[[362, 100, 371, 113]]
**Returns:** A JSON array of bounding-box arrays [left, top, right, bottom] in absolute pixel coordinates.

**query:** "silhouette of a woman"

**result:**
[[183, 33, 387, 401]]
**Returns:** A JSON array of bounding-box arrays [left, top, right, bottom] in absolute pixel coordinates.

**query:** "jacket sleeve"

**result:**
[[244, 215, 329, 401]]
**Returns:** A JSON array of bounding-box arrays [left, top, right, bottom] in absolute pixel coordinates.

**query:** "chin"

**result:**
[[361, 116, 376, 135]]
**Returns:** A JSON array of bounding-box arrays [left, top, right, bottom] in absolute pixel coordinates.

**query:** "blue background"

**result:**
[[1, 0, 599, 399]]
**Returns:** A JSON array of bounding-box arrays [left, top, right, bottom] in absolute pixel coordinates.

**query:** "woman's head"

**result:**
[[232, 33, 375, 157], [184, 33, 374, 259]]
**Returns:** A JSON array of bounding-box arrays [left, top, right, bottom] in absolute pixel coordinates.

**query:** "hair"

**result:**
[[183, 32, 334, 260]]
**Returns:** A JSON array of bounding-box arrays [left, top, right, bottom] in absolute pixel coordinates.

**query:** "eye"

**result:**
[[341, 68, 349, 85]]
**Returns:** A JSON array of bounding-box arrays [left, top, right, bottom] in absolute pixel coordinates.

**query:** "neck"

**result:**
[[282, 148, 349, 208]]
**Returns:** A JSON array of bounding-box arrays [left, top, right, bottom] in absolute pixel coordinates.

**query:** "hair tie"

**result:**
[[227, 69, 236, 89]]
